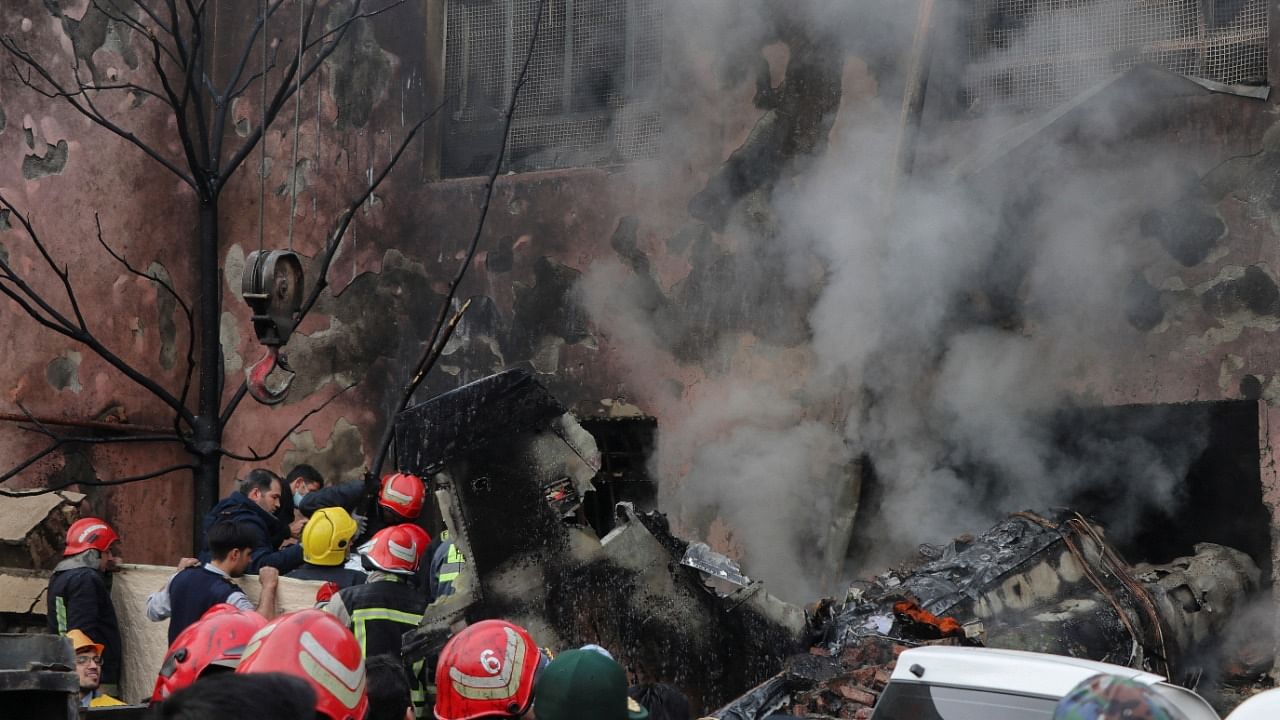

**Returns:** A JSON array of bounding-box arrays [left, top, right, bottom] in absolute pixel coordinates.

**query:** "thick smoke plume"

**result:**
[[576, 0, 1216, 602]]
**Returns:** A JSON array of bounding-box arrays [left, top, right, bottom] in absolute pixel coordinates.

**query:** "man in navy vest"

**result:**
[[149, 521, 279, 643]]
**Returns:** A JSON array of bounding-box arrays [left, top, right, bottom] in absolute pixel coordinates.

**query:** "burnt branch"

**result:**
[[219, 102, 441, 423], [0, 403, 183, 488], [1, 39, 196, 187], [217, 0, 409, 190], [367, 0, 548, 479], [219, 382, 356, 462], [0, 193, 196, 427], [94, 215, 197, 425], [0, 463, 197, 497], [218, 0, 287, 106]]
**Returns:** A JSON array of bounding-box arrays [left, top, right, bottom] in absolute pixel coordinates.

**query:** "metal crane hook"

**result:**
[[246, 347, 295, 406]]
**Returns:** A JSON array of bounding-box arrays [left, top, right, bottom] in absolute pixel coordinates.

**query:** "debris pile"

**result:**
[[715, 510, 1264, 718]]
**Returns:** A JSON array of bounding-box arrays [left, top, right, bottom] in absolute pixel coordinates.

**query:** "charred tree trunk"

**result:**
[[193, 198, 223, 548]]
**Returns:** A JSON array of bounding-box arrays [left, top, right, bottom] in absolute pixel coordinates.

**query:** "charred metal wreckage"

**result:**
[[394, 370, 1264, 718], [0, 370, 1261, 717]]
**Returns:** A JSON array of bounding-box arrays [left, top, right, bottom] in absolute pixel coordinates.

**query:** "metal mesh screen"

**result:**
[[443, 0, 663, 177], [966, 0, 1269, 112]]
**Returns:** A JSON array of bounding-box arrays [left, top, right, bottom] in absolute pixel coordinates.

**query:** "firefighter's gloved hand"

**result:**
[[352, 513, 368, 539]]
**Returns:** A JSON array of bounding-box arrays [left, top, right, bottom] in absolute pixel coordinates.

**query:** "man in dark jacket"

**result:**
[[199, 470, 303, 574], [274, 464, 325, 541], [47, 518, 125, 692]]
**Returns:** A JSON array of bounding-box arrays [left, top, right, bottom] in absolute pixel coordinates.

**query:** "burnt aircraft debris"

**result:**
[[714, 510, 1262, 718], [385, 370, 1267, 717], [395, 369, 808, 710], [387, 369, 1267, 717]]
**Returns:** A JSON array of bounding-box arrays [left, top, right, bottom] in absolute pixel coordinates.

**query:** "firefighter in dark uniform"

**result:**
[[47, 518, 124, 693], [428, 529, 466, 602], [320, 523, 429, 716], [285, 506, 366, 589]]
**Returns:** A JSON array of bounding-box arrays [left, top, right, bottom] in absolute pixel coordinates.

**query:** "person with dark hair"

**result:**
[[277, 464, 326, 536], [151, 521, 279, 642], [366, 655, 414, 720], [155, 672, 317, 719], [629, 683, 692, 720], [200, 469, 304, 574]]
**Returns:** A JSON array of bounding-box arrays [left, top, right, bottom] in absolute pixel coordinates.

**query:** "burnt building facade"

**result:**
[[2, 0, 1280, 673]]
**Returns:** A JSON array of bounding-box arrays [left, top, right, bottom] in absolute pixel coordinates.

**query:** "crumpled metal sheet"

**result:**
[[395, 368, 567, 474], [681, 542, 752, 591], [829, 514, 1063, 651]]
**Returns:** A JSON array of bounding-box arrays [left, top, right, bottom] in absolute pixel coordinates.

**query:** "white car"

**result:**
[[869, 646, 1219, 720]]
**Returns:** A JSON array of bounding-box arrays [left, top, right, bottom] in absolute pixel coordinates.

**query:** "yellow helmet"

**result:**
[[301, 507, 358, 566]]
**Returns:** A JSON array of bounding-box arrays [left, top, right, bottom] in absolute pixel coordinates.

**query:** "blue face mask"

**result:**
[[293, 491, 305, 507]]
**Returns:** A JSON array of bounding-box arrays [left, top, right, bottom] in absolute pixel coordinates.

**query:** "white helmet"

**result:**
[[1226, 690, 1280, 720]]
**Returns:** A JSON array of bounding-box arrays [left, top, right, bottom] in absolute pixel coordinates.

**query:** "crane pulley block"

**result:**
[[241, 249, 304, 347]]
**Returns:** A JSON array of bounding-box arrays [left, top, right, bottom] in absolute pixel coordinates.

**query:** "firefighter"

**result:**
[[151, 603, 268, 702], [158, 521, 279, 643], [286, 507, 367, 589], [66, 629, 126, 707], [236, 608, 370, 720], [320, 524, 428, 715], [298, 472, 427, 544], [397, 522, 433, 598], [433, 620, 544, 720], [47, 518, 124, 692], [428, 530, 466, 602]]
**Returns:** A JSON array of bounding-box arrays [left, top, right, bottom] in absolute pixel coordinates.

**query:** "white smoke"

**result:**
[[576, 0, 1214, 600]]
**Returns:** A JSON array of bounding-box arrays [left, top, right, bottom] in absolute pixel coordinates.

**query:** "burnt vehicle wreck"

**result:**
[[392, 370, 1265, 716]]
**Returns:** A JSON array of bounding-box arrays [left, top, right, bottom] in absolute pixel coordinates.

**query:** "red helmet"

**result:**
[[64, 518, 119, 556], [151, 604, 268, 701], [362, 524, 423, 575], [236, 609, 368, 720], [378, 472, 426, 519], [434, 620, 541, 720], [397, 522, 432, 550]]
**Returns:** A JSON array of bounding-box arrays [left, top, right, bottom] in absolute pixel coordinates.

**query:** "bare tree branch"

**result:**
[[0, 403, 183, 488], [219, 382, 356, 462], [0, 463, 197, 497], [219, 101, 442, 423], [94, 214, 197, 430], [211, 0, 291, 167], [367, 0, 547, 479], [1, 39, 197, 187], [303, 0, 408, 50], [217, 0, 411, 191], [0, 193, 197, 426]]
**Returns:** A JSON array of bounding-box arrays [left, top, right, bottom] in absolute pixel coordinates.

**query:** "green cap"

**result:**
[[533, 649, 649, 720]]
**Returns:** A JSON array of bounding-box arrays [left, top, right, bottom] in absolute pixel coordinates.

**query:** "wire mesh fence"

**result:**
[[965, 0, 1268, 112], [443, 0, 663, 177]]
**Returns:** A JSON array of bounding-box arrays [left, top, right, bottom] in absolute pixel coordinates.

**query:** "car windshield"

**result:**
[[872, 682, 1058, 720]]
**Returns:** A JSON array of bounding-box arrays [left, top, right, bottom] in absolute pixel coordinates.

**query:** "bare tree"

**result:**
[[0, 0, 549, 551], [0, 0, 426, 543]]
